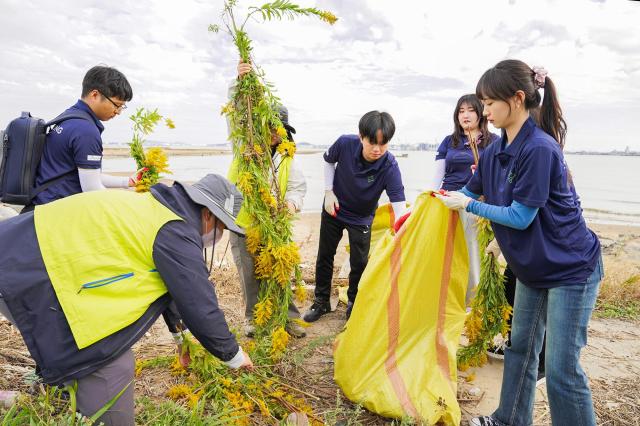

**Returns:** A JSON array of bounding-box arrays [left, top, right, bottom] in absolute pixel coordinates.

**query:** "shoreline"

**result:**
[[102, 147, 324, 157]]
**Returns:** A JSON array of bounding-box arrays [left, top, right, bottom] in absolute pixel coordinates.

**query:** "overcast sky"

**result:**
[[1, 0, 639, 151]]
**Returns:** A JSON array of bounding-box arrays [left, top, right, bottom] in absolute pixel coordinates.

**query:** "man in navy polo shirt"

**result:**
[[28, 65, 136, 210], [303, 111, 406, 322]]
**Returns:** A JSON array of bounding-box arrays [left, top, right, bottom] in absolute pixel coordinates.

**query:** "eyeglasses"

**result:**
[[98, 91, 127, 111]]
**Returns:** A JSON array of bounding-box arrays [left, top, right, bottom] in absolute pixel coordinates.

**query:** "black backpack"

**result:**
[[0, 110, 94, 205]]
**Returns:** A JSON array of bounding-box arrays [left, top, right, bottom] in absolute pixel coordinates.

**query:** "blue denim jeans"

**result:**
[[493, 256, 603, 426]]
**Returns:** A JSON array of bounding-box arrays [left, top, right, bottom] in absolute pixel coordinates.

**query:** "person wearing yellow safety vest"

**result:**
[[0, 174, 254, 425], [227, 61, 308, 338]]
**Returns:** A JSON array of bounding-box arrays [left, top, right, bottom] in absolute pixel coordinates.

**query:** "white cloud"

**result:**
[[0, 0, 639, 150]]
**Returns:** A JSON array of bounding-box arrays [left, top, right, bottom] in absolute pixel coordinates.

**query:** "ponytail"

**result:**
[[538, 76, 567, 149]]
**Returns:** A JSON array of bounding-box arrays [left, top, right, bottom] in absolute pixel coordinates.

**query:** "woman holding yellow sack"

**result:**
[[429, 94, 498, 305], [436, 60, 602, 426]]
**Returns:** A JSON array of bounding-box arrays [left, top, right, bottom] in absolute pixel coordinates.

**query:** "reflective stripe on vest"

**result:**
[[34, 190, 182, 349], [228, 153, 292, 228]]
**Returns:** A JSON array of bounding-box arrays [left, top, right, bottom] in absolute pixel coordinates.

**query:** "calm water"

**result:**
[[103, 152, 640, 226]]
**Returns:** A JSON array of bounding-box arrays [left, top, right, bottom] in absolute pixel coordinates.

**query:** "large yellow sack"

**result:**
[[369, 202, 397, 253], [333, 193, 469, 425]]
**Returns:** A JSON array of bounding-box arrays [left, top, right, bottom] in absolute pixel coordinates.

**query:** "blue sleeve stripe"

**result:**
[[461, 186, 481, 200], [466, 199, 538, 230]]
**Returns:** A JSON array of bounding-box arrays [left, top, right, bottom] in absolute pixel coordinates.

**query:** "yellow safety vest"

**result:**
[[34, 190, 182, 349], [227, 153, 292, 228]]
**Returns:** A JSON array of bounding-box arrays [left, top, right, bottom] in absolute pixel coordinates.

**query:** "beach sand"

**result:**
[[1, 212, 638, 424]]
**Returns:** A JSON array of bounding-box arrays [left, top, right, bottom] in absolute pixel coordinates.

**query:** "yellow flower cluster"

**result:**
[[135, 176, 154, 193], [245, 340, 257, 353], [271, 242, 301, 286], [134, 360, 144, 377], [254, 247, 274, 280], [220, 102, 235, 115], [245, 226, 261, 254], [464, 310, 483, 343], [170, 356, 187, 376], [294, 283, 307, 303], [166, 384, 191, 401], [270, 327, 290, 357], [254, 143, 264, 155], [254, 299, 273, 326], [276, 126, 287, 138], [187, 391, 202, 409], [259, 187, 278, 209], [145, 148, 171, 174], [501, 305, 513, 336], [237, 172, 253, 195], [254, 242, 300, 286], [257, 399, 271, 417], [277, 140, 296, 157], [318, 10, 338, 25], [224, 390, 254, 426]]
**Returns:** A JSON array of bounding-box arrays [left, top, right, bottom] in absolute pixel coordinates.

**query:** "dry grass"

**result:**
[[593, 378, 640, 426], [595, 259, 640, 320], [0, 320, 36, 393]]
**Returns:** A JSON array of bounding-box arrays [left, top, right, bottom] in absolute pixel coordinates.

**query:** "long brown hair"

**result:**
[[475, 59, 567, 149], [451, 94, 492, 149]]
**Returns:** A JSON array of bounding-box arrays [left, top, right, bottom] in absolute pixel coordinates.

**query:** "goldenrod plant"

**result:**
[[211, 0, 336, 357], [129, 108, 174, 192], [457, 218, 512, 370]]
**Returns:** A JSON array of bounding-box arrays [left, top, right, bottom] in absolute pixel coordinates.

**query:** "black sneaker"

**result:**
[[303, 302, 331, 322], [346, 301, 354, 320]]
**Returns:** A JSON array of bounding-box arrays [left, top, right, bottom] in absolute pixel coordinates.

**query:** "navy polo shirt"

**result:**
[[436, 133, 499, 191], [324, 134, 405, 226], [34, 100, 104, 205], [466, 117, 600, 288]]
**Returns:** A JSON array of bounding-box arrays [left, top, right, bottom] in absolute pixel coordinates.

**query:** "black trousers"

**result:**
[[314, 211, 371, 305], [504, 265, 546, 371]]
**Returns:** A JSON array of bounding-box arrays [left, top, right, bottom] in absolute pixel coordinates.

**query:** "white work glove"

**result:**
[[324, 190, 340, 217], [485, 238, 502, 258], [434, 191, 472, 210]]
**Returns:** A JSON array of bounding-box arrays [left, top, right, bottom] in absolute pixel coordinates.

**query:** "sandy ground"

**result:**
[[1, 212, 639, 425]]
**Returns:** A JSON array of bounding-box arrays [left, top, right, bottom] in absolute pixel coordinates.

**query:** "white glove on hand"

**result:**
[[485, 238, 502, 258], [434, 191, 472, 210], [324, 190, 340, 217]]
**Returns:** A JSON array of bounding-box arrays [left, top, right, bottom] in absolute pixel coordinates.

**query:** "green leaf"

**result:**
[[89, 381, 132, 423]]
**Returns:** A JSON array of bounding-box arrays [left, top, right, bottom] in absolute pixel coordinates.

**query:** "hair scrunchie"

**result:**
[[532, 65, 548, 89]]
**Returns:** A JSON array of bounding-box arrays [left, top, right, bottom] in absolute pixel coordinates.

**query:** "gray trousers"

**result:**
[[229, 233, 300, 320], [71, 350, 135, 426], [1, 296, 134, 425]]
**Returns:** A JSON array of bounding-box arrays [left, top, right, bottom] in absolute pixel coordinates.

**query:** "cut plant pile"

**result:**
[[457, 218, 512, 370]]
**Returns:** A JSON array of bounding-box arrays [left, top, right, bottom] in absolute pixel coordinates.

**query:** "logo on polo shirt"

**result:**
[[367, 175, 375, 183], [87, 155, 102, 162], [507, 169, 516, 183], [54, 126, 63, 134]]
